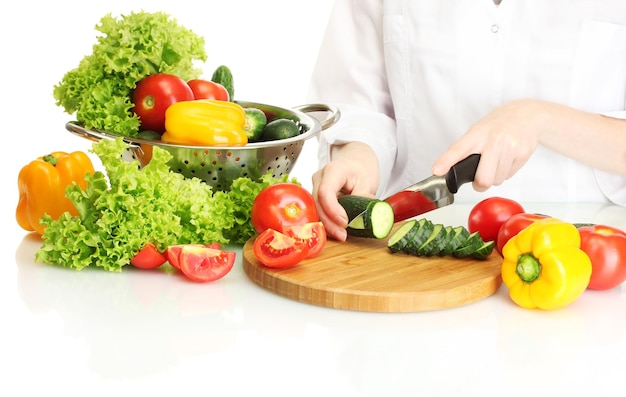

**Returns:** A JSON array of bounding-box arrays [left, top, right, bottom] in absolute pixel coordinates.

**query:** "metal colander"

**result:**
[[66, 101, 340, 190]]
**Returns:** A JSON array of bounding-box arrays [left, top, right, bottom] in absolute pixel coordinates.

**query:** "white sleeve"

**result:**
[[595, 110, 626, 206], [307, 0, 397, 195]]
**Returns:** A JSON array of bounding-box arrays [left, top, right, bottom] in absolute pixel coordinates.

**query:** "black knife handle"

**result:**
[[445, 153, 481, 193]]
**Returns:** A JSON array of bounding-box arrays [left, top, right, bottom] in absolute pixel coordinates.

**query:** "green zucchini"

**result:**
[[338, 195, 395, 239], [211, 65, 235, 101]]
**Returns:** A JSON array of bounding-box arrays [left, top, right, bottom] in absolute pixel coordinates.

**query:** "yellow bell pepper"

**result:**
[[16, 151, 95, 236], [162, 99, 248, 146], [501, 217, 592, 310]]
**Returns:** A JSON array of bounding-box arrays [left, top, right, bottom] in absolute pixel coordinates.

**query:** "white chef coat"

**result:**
[[308, 0, 626, 206]]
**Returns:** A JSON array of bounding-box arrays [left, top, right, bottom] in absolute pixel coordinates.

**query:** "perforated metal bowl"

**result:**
[[66, 101, 340, 190]]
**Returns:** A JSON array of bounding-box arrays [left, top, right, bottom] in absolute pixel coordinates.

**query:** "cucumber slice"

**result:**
[[387, 219, 418, 253], [471, 240, 495, 260], [452, 232, 484, 258], [433, 225, 455, 256], [404, 219, 434, 255], [338, 195, 395, 239], [439, 226, 470, 256], [416, 223, 447, 256]]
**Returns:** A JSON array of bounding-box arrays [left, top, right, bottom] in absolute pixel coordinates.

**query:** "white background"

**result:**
[[3, 3, 626, 397], [1, 0, 334, 192]]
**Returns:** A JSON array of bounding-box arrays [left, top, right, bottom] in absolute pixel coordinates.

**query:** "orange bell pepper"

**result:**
[[16, 151, 95, 235]]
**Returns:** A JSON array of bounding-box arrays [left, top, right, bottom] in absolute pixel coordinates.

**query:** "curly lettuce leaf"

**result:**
[[53, 11, 207, 136], [35, 138, 294, 271]]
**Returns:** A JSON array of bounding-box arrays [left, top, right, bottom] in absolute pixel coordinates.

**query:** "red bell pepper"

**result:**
[[578, 225, 626, 290]]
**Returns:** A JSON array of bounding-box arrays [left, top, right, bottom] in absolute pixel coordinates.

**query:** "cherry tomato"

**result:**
[[468, 197, 525, 243], [253, 228, 309, 268], [177, 245, 235, 282], [251, 183, 319, 234], [130, 243, 167, 269], [495, 213, 549, 254], [187, 79, 230, 101], [579, 225, 626, 290], [165, 243, 221, 270], [284, 221, 327, 258], [132, 73, 194, 133]]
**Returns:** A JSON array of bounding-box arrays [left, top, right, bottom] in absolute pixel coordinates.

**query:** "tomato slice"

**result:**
[[178, 245, 235, 282], [284, 221, 327, 258], [253, 229, 309, 268], [130, 243, 167, 269], [166, 243, 221, 270]]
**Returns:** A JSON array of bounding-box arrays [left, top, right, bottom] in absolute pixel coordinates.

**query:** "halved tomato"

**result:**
[[130, 243, 167, 269], [166, 243, 221, 270], [178, 245, 235, 282], [284, 221, 327, 258], [253, 228, 309, 268]]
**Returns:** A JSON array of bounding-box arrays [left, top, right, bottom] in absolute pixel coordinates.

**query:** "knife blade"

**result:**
[[348, 153, 481, 228]]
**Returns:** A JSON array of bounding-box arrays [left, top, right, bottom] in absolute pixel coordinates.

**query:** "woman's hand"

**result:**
[[433, 99, 626, 188], [312, 141, 380, 241]]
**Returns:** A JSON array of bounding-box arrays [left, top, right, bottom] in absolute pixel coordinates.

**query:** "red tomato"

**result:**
[[130, 243, 167, 269], [166, 243, 221, 270], [284, 221, 327, 258], [187, 79, 230, 101], [579, 225, 626, 290], [495, 213, 549, 254], [468, 197, 525, 243], [250, 183, 319, 234], [253, 228, 309, 268], [132, 73, 194, 133], [177, 245, 235, 282]]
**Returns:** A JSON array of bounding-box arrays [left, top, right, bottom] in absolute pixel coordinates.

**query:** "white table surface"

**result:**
[[3, 202, 626, 397]]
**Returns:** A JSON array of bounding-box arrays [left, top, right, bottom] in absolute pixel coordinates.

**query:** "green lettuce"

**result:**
[[53, 11, 207, 136], [35, 138, 293, 272]]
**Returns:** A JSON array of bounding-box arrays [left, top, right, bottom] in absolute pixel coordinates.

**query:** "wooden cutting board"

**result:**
[[242, 229, 503, 313]]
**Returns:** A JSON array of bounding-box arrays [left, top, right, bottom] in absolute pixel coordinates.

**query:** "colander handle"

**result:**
[[292, 103, 341, 130], [65, 122, 142, 148]]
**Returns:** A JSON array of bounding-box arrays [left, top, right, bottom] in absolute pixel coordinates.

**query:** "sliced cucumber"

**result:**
[[403, 219, 434, 255], [452, 231, 484, 258], [387, 219, 418, 253], [338, 195, 395, 239], [439, 226, 470, 256], [416, 223, 446, 256], [471, 240, 495, 260]]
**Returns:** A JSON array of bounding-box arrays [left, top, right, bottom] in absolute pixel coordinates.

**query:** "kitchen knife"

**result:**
[[348, 153, 481, 227]]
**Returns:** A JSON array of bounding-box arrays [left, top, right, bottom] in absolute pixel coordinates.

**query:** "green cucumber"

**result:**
[[416, 223, 447, 256], [243, 107, 267, 141], [439, 226, 470, 256], [403, 219, 435, 255], [452, 231, 484, 258], [471, 240, 495, 260], [261, 118, 300, 141], [338, 195, 395, 239], [387, 219, 418, 253], [211, 65, 235, 101]]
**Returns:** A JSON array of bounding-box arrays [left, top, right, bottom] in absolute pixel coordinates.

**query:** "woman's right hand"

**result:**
[[311, 141, 380, 241]]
